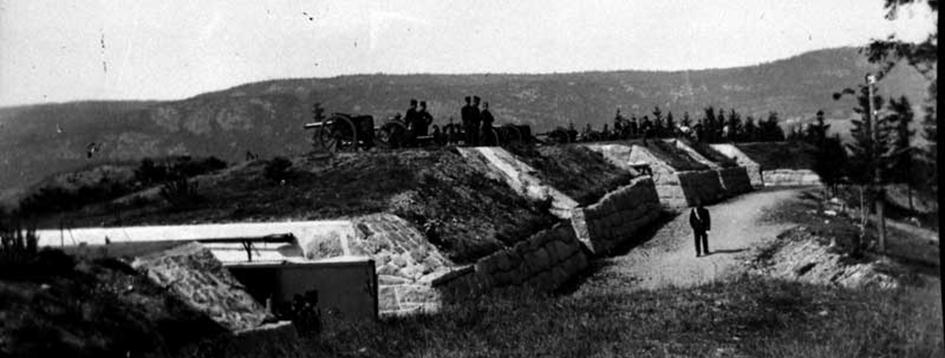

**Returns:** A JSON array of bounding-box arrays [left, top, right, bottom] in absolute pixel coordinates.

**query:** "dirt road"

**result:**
[[576, 188, 800, 294]]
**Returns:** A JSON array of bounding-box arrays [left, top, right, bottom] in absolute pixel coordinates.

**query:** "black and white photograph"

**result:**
[[0, 0, 940, 356]]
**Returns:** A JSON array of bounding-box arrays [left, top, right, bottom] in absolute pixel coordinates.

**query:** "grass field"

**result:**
[[305, 275, 942, 357]]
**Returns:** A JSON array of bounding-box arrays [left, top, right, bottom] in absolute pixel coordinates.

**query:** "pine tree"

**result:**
[[652, 106, 664, 138], [813, 133, 849, 196], [887, 95, 916, 209], [743, 116, 758, 142], [761, 112, 785, 141], [805, 110, 830, 144], [666, 111, 676, 138], [919, 81, 937, 198], [681, 112, 692, 127], [845, 85, 894, 186], [703, 107, 717, 143], [726, 109, 743, 142]]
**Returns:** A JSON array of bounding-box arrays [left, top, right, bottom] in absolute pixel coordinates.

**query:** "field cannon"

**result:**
[[304, 113, 376, 152]]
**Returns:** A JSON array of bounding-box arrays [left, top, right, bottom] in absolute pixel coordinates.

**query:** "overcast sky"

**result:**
[[0, 0, 935, 107]]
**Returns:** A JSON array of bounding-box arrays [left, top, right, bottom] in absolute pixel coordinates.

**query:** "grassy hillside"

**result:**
[[0, 47, 930, 197]]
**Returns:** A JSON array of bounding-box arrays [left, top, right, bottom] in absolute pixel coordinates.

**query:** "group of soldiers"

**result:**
[[401, 99, 435, 147], [460, 96, 496, 146]]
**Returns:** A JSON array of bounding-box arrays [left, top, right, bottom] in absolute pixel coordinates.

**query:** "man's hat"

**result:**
[[473, 96, 481, 102], [420, 101, 427, 106], [410, 99, 418, 105], [464, 96, 471, 102]]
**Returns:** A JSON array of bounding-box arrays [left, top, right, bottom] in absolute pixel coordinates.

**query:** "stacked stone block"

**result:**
[[349, 214, 453, 315], [762, 169, 822, 187], [717, 167, 753, 195], [570, 176, 662, 255], [433, 224, 589, 299], [710, 143, 764, 187], [131, 242, 272, 332]]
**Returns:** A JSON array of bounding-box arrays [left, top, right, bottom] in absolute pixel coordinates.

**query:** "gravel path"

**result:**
[[576, 189, 801, 294]]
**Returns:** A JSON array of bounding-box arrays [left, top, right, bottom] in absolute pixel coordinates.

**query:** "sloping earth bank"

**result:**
[[504, 144, 636, 205], [63, 148, 557, 264]]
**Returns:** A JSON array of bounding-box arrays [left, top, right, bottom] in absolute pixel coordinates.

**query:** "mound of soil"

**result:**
[[683, 141, 738, 168], [506, 144, 635, 205], [736, 142, 816, 170], [65, 148, 557, 264], [640, 140, 710, 171], [0, 250, 227, 357]]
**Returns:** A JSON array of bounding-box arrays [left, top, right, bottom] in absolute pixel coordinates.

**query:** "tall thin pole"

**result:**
[[866, 73, 886, 252]]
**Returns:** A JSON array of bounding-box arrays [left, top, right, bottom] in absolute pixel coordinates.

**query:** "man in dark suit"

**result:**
[[460, 96, 478, 146], [689, 201, 711, 257]]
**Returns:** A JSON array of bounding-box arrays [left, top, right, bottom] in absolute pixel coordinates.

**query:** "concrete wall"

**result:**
[[762, 169, 822, 187], [432, 223, 588, 299], [710, 143, 764, 187], [570, 176, 662, 255], [227, 258, 378, 322], [36, 220, 354, 264], [38, 214, 456, 318]]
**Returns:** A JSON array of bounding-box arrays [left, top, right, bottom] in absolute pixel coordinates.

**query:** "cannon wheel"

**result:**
[[444, 124, 463, 145], [501, 126, 522, 144], [377, 120, 407, 149], [317, 115, 357, 152], [482, 127, 500, 147]]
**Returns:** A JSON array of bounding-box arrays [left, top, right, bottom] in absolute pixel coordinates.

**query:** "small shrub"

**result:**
[[159, 165, 201, 209], [264, 157, 294, 183]]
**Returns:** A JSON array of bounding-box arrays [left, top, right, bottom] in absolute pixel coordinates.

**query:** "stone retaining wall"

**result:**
[[710, 144, 763, 187], [717, 167, 753, 195], [762, 169, 822, 187], [570, 176, 662, 255], [433, 223, 588, 299], [131, 242, 272, 332], [677, 170, 727, 206]]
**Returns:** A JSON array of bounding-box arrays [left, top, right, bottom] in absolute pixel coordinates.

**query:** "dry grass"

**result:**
[[304, 275, 943, 357]]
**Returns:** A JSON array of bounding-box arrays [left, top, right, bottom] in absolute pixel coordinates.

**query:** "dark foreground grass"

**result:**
[[304, 275, 943, 357]]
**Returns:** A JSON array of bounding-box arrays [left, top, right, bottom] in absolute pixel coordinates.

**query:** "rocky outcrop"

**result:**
[[751, 227, 900, 289], [432, 223, 588, 298], [131, 243, 272, 332], [570, 176, 662, 255]]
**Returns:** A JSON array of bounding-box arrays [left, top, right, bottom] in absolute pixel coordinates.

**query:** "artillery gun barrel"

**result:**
[[304, 122, 327, 129]]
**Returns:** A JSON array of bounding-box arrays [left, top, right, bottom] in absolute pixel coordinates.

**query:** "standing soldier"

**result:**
[[460, 96, 475, 146], [404, 99, 420, 147], [480, 101, 496, 145], [418, 101, 434, 137], [468, 96, 482, 146]]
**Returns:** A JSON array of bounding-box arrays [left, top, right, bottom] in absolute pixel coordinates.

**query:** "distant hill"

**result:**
[[0, 47, 930, 204]]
